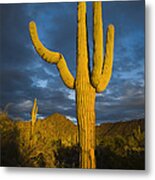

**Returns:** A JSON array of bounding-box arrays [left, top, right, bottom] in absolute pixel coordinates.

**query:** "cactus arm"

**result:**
[[91, 2, 115, 93], [96, 24, 115, 93], [29, 21, 75, 89], [56, 55, 75, 89], [91, 2, 103, 87]]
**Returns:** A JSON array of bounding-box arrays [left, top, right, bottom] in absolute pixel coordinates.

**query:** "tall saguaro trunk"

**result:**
[[76, 3, 96, 168], [29, 2, 115, 169]]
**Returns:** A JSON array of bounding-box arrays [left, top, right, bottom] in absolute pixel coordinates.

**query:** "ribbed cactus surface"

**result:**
[[29, 2, 115, 168]]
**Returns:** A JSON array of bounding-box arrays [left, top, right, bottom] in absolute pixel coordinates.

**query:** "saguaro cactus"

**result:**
[[29, 2, 115, 168], [31, 98, 38, 137]]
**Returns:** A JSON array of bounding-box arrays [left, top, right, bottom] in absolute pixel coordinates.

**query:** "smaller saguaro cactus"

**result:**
[[31, 98, 38, 137]]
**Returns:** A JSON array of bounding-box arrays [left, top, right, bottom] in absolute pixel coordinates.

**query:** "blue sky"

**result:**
[[0, 1, 145, 124]]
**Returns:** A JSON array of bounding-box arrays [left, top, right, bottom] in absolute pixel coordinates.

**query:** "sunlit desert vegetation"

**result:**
[[0, 110, 144, 169]]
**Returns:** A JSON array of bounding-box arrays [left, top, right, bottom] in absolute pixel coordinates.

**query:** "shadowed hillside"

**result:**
[[0, 112, 145, 169], [97, 119, 144, 138]]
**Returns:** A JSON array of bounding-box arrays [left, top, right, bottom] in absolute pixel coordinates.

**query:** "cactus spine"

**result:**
[[31, 98, 38, 137], [29, 2, 115, 168]]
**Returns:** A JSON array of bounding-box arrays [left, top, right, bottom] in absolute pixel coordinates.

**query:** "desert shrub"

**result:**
[[54, 143, 79, 168], [96, 126, 145, 169], [15, 120, 56, 167], [0, 112, 144, 169], [0, 113, 19, 166]]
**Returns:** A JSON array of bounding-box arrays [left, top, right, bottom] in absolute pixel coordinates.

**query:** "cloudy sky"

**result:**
[[0, 0, 145, 124]]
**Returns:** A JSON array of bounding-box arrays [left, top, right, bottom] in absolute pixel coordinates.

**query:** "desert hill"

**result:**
[[97, 119, 144, 138], [0, 112, 144, 169]]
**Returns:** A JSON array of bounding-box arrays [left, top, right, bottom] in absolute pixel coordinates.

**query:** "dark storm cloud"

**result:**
[[0, 4, 36, 69], [0, 68, 32, 103], [0, 1, 145, 123], [6, 84, 76, 120], [96, 79, 144, 123]]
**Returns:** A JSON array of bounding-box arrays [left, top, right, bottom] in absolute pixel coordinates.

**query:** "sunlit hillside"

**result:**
[[0, 112, 144, 169]]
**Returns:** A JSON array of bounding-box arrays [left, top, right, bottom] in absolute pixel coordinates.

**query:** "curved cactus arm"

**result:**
[[29, 21, 75, 89], [96, 24, 115, 93], [91, 2, 103, 88]]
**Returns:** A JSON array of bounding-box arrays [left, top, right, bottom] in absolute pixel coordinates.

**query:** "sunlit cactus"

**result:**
[[29, 2, 115, 168], [31, 98, 38, 137]]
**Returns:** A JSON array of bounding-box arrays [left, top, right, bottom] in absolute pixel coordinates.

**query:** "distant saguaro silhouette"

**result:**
[[31, 98, 38, 137]]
